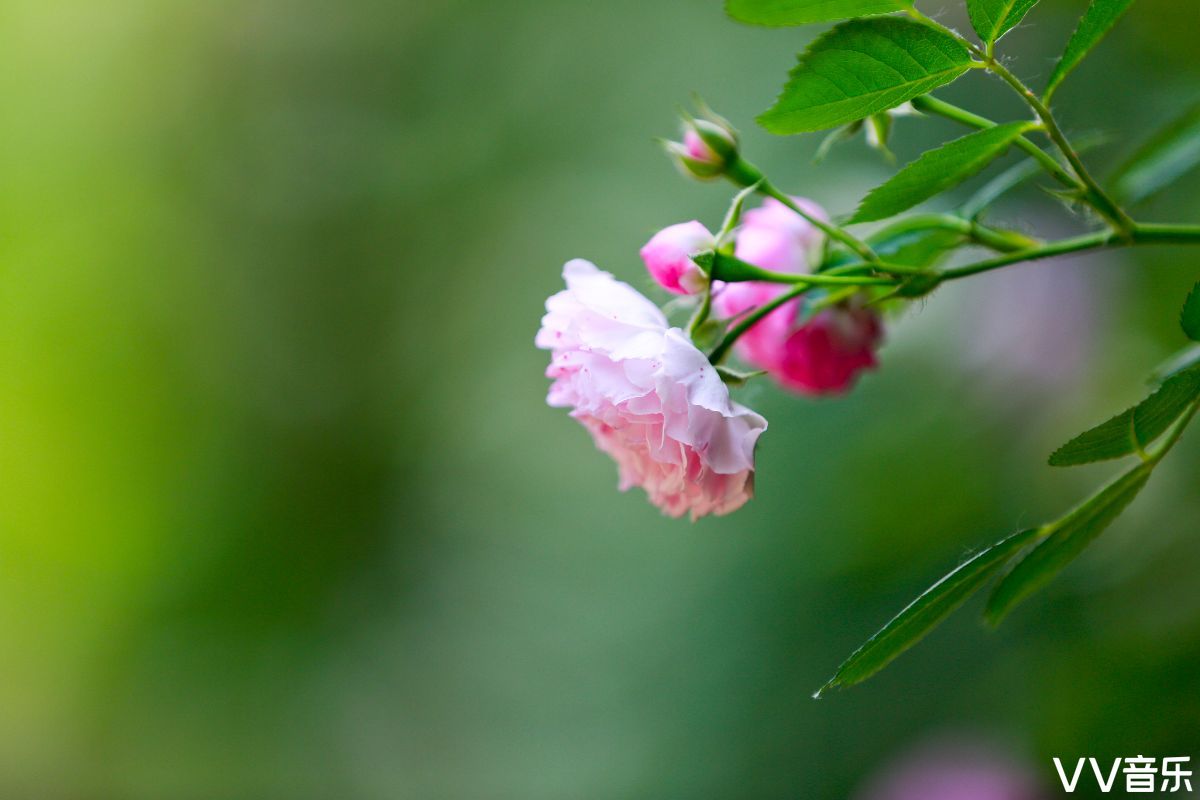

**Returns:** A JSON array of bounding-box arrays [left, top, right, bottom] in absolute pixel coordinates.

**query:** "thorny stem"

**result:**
[[981, 57, 1136, 235], [903, 7, 1134, 234]]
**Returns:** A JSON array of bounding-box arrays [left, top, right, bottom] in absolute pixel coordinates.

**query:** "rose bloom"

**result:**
[[715, 197, 883, 395], [536, 259, 766, 520], [639, 220, 715, 295]]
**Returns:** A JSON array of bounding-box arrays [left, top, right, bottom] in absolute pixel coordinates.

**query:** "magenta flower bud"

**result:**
[[639, 221, 716, 295], [771, 305, 883, 395], [664, 116, 739, 181]]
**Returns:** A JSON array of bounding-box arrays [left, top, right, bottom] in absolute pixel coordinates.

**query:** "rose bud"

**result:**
[[639, 221, 716, 295]]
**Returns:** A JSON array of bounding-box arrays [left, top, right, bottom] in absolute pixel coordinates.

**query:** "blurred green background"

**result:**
[[1, 0, 1198, 797]]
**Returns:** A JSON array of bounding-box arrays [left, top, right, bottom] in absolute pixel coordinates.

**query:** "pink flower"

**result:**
[[772, 304, 883, 394], [536, 259, 766, 520], [855, 739, 1045, 800], [714, 197, 883, 395], [639, 221, 715, 295]]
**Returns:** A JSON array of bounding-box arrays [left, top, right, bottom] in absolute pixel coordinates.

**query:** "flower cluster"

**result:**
[[537, 114, 885, 520], [638, 195, 883, 395]]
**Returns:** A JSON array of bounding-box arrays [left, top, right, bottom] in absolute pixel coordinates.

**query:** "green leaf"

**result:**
[[817, 528, 1038, 695], [985, 465, 1151, 625], [759, 18, 973, 134], [1111, 104, 1200, 205], [1182, 280, 1200, 341], [850, 123, 1030, 223], [1048, 367, 1200, 466], [966, 0, 1040, 46], [726, 0, 908, 26], [1044, 0, 1136, 100]]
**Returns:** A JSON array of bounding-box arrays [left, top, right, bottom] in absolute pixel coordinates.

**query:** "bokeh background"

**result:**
[[2, 0, 1199, 797]]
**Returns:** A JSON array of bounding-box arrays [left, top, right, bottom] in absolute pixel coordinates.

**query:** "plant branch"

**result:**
[[910, 95, 1078, 190], [936, 222, 1200, 282], [979, 58, 1135, 234]]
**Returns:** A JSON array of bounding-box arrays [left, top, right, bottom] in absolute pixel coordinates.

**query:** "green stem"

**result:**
[[704, 251, 897, 287], [910, 95, 1077, 190], [1130, 223, 1200, 243], [727, 156, 880, 264], [938, 231, 1114, 281], [869, 212, 1039, 253], [980, 58, 1136, 235], [936, 222, 1200, 283]]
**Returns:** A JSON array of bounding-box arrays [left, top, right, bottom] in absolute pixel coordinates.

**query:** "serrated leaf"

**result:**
[[759, 18, 973, 134], [1044, 0, 1136, 100], [966, 0, 1040, 46], [726, 0, 907, 26], [1048, 367, 1200, 466], [817, 528, 1037, 695], [985, 465, 1150, 624], [850, 123, 1030, 223], [1111, 104, 1200, 205], [1182, 281, 1200, 341]]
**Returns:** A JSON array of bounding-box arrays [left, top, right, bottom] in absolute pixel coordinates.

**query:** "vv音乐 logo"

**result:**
[[1054, 757, 1194, 794]]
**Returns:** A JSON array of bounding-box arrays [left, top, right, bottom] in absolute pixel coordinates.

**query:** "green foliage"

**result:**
[[817, 528, 1037, 695], [966, 0, 1040, 47], [850, 123, 1030, 223], [1111, 104, 1200, 205], [1044, 0, 1136, 100], [1181, 281, 1200, 341], [726, 0, 907, 26], [1048, 367, 1200, 466], [759, 18, 972, 134], [985, 466, 1151, 625]]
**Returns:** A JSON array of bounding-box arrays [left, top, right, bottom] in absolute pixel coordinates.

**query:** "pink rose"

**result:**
[[772, 304, 883, 394], [639, 221, 715, 295], [714, 197, 883, 395], [537, 259, 767, 520]]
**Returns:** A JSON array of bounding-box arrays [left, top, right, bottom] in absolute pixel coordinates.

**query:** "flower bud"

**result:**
[[639, 221, 716, 295], [771, 304, 883, 395], [664, 115, 739, 181]]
